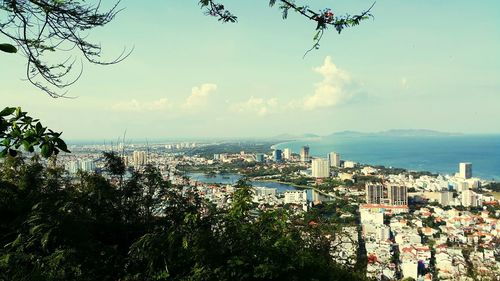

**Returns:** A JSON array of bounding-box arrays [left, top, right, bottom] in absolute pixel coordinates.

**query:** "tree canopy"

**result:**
[[0, 155, 368, 280]]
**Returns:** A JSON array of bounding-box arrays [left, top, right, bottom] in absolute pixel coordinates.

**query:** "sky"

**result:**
[[1, 0, 500, 140]]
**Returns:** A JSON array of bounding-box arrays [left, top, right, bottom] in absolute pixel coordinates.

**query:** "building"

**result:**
[[366, 184, 384, 204], [66, 159, 95, 174], [401, 261, 418, 280], [253, 186, 277, 197], [121, 155, 129, 167], [284, 190, 307, 205], [387, 185, 408, 206], [311, 158, 330, 178], [80, 160, 96, 172], [344, 161, 357, 168], [459, 162, 472, 179], [255, 153, 265, 163], [273, 149, 283, 162], [461, 189, 481, 207], [438, 190, 453, 206], [283, 148, 292, 160], [300, 145, 310, 162], [66, 161, 80, 174], [133, 151, 147, 167], [328, 152, 341, 167]]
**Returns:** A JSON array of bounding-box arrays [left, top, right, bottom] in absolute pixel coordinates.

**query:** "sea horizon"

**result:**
[[274, 134, 500, 181]]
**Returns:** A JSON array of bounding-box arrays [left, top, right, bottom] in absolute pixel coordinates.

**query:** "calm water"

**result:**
[[187, 172, 316, 200], [275, 135, 500, 180]]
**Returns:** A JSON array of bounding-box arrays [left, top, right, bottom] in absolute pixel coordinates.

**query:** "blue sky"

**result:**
[[2, 0, 500, 140]]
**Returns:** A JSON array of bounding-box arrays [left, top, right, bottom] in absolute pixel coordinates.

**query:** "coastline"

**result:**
[[271, 136, 500, 181]]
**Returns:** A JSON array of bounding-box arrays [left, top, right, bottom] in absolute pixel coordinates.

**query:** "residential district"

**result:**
[[54, 141, 499, 281]]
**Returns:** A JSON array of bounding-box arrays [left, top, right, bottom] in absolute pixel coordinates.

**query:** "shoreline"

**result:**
[[270, 139, 500, 181], [250, 178, 335, 199]]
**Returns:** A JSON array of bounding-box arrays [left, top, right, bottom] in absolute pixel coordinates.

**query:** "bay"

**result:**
[[275, 134, 500, 180]]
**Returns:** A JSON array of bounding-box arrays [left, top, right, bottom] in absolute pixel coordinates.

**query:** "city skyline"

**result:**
[[3, 0, 500, 139]]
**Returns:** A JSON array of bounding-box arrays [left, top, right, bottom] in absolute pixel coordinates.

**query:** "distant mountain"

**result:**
[[328, 130, 364, 137], [328, 129, 462, 138], [269, 133, 321, 141], [379, 129, 462, 137]]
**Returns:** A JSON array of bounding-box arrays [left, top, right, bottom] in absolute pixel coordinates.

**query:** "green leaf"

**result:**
[[0, 43, 17, 53], [0, 107, 16, 117], [2, 138, 10, 146], [40, 143, 52, 158], [55, 138, 70, 153], [35, 122, 43, 134], [22, 140, 32, 151]]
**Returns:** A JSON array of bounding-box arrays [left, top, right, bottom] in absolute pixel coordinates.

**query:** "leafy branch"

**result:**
[[0, 107, 70, 158], [0, 0, 131, 98], [200, 0, 375, 57]]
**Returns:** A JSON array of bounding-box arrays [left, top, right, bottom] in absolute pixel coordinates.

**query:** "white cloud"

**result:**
[[112, 83, 217, 113], [230, 96, 278, 116], [182, 83, 217, 110], [303, 56, 353, 110], [112, 98, 172, 112], [229, 56, 356, 116]]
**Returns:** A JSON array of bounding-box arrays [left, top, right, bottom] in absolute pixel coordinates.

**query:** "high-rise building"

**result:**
[[121, 155, 129, 167], [459, 162, 472, 179], [133, 151, 147, 167], [283, 148, 292, 160], [273, 149, 283, 162], [66, 161, 80, 174], [80, 160, 96, 172], [300, 145, 310, 162], [311, 158, 330, 178], [366, 183, 384, 204], [438, 191, 453, 206], [327, 152, 341, 167], [387, 185, 408, 206], [255, 153, 265, 163], [461, 189, 481, 207]]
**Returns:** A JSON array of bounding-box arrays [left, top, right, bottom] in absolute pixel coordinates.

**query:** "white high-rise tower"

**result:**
[[328, 152, 341, 167], [311, 158, 330, 178], [459, 162, 472, 179]]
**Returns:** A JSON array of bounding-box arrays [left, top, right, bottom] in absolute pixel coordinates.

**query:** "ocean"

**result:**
[[274, 134, 500, 181]]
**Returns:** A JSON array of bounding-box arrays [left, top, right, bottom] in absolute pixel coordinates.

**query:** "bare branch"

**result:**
[[0, 0, 130, 97]]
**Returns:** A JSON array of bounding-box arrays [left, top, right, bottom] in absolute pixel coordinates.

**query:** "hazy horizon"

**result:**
[[3, 0, 500, 139], [64, 129, 500, 145]]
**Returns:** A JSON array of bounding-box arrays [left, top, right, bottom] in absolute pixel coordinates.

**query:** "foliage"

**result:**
[[485, 182, 500, 192], [0, 0, 129, 97], [2, 1, 373, 96], [201, 0, 375, 57], [0, 154, 368, 281], [0, 42, 16, 53], [0, 107, 69, 158], [103, 151, 126, 176], [316, 178, 345, 192]]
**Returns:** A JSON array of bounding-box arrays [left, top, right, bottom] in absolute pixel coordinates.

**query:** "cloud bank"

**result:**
[[112, 83, 217, 113]]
